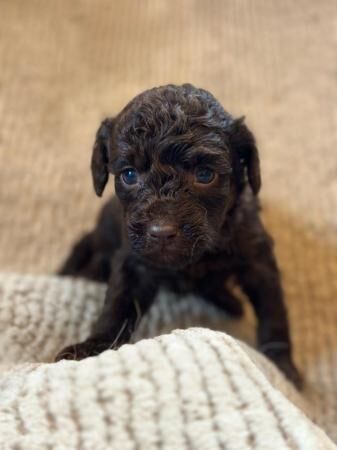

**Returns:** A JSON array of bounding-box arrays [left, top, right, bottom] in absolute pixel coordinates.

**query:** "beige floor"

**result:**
[[1, 0, 337, 441]]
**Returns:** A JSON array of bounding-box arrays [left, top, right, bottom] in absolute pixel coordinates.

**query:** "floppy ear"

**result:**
[[228, 117, 261, 195], [91, 118, 115, 197]]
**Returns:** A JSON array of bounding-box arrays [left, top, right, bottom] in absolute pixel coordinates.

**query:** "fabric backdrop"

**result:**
[[1, 0, 337, 442]]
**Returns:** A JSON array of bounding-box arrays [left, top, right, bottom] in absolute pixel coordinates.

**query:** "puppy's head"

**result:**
[[91, 84, 261, 269]]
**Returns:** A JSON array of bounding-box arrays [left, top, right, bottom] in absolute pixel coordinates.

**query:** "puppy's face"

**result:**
[[91, 84, 260, 269], [114, 147, 232, 269]]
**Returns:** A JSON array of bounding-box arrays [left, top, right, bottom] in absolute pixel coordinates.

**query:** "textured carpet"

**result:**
[[1, 0, 337, 444]]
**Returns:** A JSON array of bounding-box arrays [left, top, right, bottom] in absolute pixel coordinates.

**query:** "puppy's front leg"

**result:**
[[55, 252, 158, 361], [237, 242, 302, 388]]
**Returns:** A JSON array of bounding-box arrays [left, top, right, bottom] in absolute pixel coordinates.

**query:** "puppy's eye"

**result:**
[[195, 167, 215, 184], [121, 168, 138, 185]]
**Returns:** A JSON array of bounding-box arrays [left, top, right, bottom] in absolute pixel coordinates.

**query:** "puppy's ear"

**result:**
[[91, 118, 115, 197], [228, 117, 261, 194]]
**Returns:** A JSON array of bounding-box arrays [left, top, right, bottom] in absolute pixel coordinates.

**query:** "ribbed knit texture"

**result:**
[[0, 274, 335, 450]]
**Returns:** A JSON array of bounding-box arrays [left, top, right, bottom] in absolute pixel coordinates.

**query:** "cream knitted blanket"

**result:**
[[0, 273, 335, 450]]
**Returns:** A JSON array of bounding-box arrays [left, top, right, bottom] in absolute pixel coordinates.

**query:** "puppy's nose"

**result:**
[[149, 222, 178, 240]]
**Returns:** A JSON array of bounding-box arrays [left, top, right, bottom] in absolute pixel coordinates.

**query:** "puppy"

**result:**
[[56, 84, 301, 387]]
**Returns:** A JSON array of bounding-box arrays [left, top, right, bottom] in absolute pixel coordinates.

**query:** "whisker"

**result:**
[[133, 297, 142, 328], [110, 319, 128, 349], [190, 235, 203, 262]]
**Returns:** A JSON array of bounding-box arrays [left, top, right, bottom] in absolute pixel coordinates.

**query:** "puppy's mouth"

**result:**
[[139, 242, 204, 269]]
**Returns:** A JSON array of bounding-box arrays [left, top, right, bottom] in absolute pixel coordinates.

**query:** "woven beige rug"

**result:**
[[1, 0, 337, 445]]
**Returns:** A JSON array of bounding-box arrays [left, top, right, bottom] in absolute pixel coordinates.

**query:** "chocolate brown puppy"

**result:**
[[56, 84, 301, 387]]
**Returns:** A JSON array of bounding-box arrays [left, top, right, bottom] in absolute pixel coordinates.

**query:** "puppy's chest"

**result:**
[[158, 251, 238, 294], [187, 251, 237, 279]]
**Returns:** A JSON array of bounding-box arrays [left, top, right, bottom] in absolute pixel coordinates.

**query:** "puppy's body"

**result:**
[[57, 84, 301, 387]]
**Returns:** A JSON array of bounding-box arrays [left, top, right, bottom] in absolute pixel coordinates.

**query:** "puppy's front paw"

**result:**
[[273, 354, 303, 390], [55, 339, 109, 362]]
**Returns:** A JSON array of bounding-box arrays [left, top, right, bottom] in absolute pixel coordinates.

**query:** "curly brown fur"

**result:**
[[57, 84, 302, 388]]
